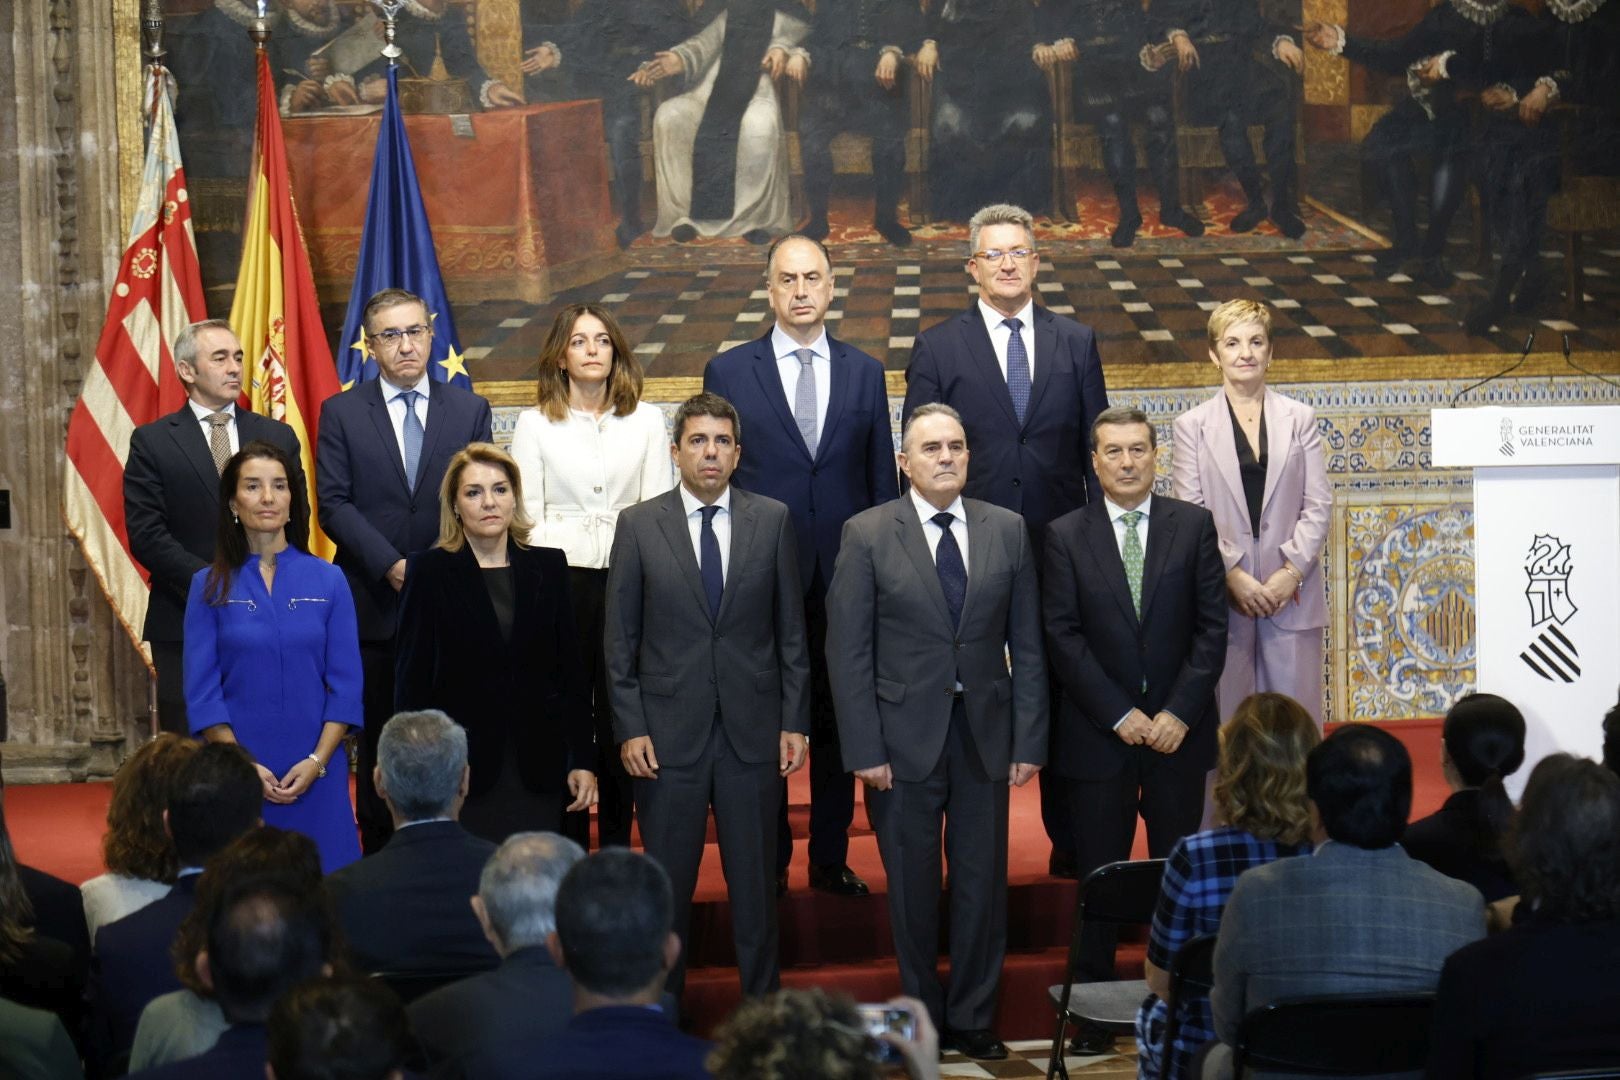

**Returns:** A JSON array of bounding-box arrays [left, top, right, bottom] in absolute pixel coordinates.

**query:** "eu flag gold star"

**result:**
[[439, 344, 469, 381]]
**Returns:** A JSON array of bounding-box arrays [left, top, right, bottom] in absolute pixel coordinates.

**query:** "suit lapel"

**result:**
[[816, 337, 854, 462], [1085, 505, 1140, 629], [958, 308, 1021, 429], [450, 544, 506, 650], [1139, 498, 1178, 623], [165, 406, 222, 497], [895, 502, 955, 630], [1022, 307, 1059, 429], [749, 335, 811, 464], [654, 490, 713, 623], [365, 380, 412, 493], [420, 381, 455, 483], [1206, 395, 1248, 527], [957, 500, 994, 628], [506, 540, 538, 654], [716, 489, 757, 624], [1260, 391, 1294, 515]]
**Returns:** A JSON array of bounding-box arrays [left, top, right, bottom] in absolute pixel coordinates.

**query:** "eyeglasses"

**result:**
[[368, 325, 432, 349], [971, 248, 1035, 263]]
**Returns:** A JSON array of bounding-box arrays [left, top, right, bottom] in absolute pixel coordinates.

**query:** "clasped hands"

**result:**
[[856, 761, 1039, 792], [255, 760, 319, 805], [621, 732, 808, 780], [1226, 566, 1299, 619], [1117, 709, 1187, 754]]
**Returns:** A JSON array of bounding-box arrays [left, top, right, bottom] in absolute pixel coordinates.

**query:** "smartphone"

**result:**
[[856, 1004, 915, 1066]]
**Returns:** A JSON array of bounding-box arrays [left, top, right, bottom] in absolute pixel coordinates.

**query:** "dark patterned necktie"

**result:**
[[1004, 318, 1031, 423], [933, 511, 966, 628], [700, 505, 723, 619]]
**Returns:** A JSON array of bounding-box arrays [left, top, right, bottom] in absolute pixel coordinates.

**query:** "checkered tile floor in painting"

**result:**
[[453, 242, 1620, 384], [938, 1038, 1139, 1078]]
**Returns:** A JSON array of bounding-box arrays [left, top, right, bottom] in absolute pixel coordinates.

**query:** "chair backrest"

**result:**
[[1159, 933, 1217, 1061], [1233, 992, 1435, 1076], [1078, 858, 1167, 927], [370, 968, 471, 1005]]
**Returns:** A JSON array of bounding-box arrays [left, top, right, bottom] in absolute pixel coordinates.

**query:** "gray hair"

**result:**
[[967, 203, 1035, 257], [901, 402, 964, 453], [376, 710, 468, 822], [479, 832, 586, 951], [1090, 405, 1157, 450], [173, 319, 236, 374]]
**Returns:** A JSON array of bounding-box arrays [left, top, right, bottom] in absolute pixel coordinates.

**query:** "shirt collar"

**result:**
[[679, 484, 731, 518], [1104, 494, 1152, 524], [381, 375, 429, 401], [395, 816, 454, 830], [978, 296, 1035, 331], [909, 486, 964, 526], [770, 325, 830, 363], [188, 398, 236, 421]]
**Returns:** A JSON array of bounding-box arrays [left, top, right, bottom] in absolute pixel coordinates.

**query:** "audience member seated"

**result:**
[[0, 792, 83, 1029], [82, 734, 198, 942], [531, 849, 710, 1079], [129, 828, 325, 1072], [124, 874, 335, 1079], [1402, 693, 1524, 906], [2, 746, 91, 981], [1136, 693, 1320, 1080], [0, 997, 84, 1080], [1603, 698, 1620, 780], [408, 832, 584, 1076], [1198, 725, 1486, 1080], [268, 977, 413, 1080], [94, 742, 262, 1064], [325, 710, 499, 977], [1427, 753, 1620, 1078], [707, 987, 941, 1080]]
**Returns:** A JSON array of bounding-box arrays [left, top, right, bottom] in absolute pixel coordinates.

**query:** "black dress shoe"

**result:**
[[1373, 245, 1412, 276], [743, 228, 773, 245], [1417, 255, 1455, 290], [670, 224, 697, 243], [943, 1028, 1007, 1060], [615, 220, 644, 250], [1161, 207, 1205, 238], [801, 215, 830, 241], [1270, 204, 1306, 239], [1230, 202, 1266, 233], [1048, 850, 1079, 880], [808, 863, 870, 896], [1067, 1023, 1116, 1056], [1110, 212, 1142, 248], [875, 217, 913, 246], [775, 869, 789, 898]]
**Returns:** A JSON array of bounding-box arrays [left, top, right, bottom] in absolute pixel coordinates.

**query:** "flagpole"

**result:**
[[250, 0, 272, 50], [372, 1, 405, 66], [140, 0, 165, 66]]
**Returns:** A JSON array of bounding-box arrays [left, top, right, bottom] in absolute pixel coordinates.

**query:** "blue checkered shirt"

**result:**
[[1135, 826, 1311, 1080]]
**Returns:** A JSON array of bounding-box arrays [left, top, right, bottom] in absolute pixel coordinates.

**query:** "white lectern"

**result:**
[[1432, 405, 1620, 797]]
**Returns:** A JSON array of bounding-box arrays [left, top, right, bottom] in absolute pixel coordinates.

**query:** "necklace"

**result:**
[[1451, 0, 1509, 26], [1548, 0, 1605, 22]]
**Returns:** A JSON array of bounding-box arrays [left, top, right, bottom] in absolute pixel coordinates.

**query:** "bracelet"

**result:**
[[307, 753, 326, 778], [1283, 564, 1304, 586]]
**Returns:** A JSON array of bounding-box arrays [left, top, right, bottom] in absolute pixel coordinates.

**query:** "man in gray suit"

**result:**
[[826, 403, 1048, 1061], [604, 392, 810, 1000], [1200, 725, 1486, 1080]]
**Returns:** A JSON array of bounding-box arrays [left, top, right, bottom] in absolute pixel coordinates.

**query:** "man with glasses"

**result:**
[[901, 201, 1108, 887], [317, 287, 493, 853]]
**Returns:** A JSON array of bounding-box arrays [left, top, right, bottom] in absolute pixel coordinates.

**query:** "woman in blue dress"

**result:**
[[184, 441, 363, 872]]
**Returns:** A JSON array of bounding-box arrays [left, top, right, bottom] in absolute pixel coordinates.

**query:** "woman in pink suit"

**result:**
[[1171, 299, 1331, 724]]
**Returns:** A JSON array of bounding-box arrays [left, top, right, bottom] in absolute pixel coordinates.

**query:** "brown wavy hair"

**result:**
[[707, 987, 879, 1080], [1212, 693, 1321, 846], [434, 442, 534, 553], [102, 733, 199, 883], [532, 303, 644, 422]]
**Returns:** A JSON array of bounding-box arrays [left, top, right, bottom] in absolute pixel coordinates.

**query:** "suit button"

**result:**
[[1020, 436, 1028, 445], [811, 467, 819, 476], [944, 688, 953, 697], [713, 632, 721, 641], [1012, 478, 1021, 487]]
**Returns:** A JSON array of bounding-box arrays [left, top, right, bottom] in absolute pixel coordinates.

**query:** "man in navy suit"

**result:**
[[901, 202, 1109, 878], [317, 288, 493, 853], [704, 235, 898, 897], [125, 319, 308, 735], [94, 743, 262, 1064]]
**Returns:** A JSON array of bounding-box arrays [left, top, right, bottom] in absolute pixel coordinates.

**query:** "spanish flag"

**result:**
[[231, 49, 341, 558]]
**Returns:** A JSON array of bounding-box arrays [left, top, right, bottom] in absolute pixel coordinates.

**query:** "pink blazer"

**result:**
[[1171, 389, 1330, 630]]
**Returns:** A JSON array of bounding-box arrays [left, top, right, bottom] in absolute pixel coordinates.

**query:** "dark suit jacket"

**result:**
[[315, 378, 493, 641], [805, 0, 927, 58], [1401, 789, 1517, 903], [902, 304, 1108, 552], [605, 487, 810, 767], [19, 862, 91, 979], [703, 331, 898, 589], [531, 1006, 711, 1080], [1042, 496, 1228, 780], [395, 542, 592, 798], [125, 404, 307, 642], [408, 946, 572, 1076], [324, 820, 498, 976], [124, 1022, 266, 1080], [93, 873, 200, 1058], [826, 496, 1047, 782]]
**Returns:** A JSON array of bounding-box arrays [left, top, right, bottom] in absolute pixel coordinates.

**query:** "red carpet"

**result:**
[[4, 718, 1446, 1037]]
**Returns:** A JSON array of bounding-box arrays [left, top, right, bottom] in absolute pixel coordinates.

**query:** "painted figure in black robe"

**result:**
[[270, 0, 343, 113], [351, 0, 523, 109]]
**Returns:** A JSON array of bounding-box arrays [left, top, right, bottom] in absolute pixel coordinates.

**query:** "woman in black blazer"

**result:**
[[395, 443, 594, 842]]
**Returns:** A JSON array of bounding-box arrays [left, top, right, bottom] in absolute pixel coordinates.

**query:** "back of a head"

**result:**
[[104, 732, 199, 882], [554, 849, 672, 999], [707, 988, 878, 1080], [1307, 725, 1412, 849], [376, 710, 468, 822], [268, 977, 411, 1080], [1509, 753, 1620, 924], [478, 831, 585, 953], [1441, 692, 1526, 858], [1214, 693, 1321, 847], [168, 742, 263, 867], [1603, 698, 1620, 779], [207, 882, 332, 1025]]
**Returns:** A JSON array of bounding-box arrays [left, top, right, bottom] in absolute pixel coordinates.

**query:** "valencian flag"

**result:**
[[336, 66, 471, 390], [63, 65, 208, 655], [231, 50, 342, 558]]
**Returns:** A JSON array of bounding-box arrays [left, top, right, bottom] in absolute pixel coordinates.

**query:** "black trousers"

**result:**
[[800, 45, 909, 222], [357, 639, 397, 854], [149, 640, 190, 736], [562, 567, 636, 849], [1362, 100, 1470, 257], [777, 570, 856, 872]]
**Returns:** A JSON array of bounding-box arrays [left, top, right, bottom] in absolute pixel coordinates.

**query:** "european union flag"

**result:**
[[337, 67, 472, 390]]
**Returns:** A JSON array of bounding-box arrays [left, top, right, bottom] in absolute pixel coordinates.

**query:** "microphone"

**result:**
[[1559, 332, 1620, 390], [1451, 331, 1535, 407]]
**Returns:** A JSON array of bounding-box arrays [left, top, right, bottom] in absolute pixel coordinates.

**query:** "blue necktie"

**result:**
[[932, 511, 966, 629], [1004, 318, 1031, 424], [400, 389, 424, 491], [699, 505, 723, 620], [793, 347, 818, 457]]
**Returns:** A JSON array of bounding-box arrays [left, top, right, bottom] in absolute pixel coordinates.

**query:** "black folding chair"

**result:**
[[1232, 992, 1436, 1077], [1156, 933, 1217, 1070], [1045, 858, 1166, 1080]]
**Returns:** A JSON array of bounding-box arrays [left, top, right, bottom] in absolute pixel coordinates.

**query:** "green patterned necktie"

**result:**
[[1121, 510, 1144, 617]]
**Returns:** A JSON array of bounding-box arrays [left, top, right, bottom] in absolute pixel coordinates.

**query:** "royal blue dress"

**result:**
[[184, 547, 363, 872]]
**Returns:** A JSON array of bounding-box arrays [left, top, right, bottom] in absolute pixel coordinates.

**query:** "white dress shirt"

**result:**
[[1104, 493, 1152, 562], [380, 375, 431, 473], [978, 297, 1037, 383], [770, 324, 831, 437], [909, 486, 969, 573], [187, 399, 239, 456], [680, 483, 732, 583], [509, 401, 673, 569]]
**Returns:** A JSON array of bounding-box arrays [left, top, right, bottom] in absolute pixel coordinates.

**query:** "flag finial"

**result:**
[[370, 0, 405, 65]]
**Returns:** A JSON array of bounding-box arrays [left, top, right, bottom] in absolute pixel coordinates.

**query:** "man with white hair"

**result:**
[[407, 832, 587, 1077]]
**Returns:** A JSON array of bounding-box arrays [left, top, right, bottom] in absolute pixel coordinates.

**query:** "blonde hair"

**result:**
[[1206, 298, 1273, 350], [435, 443, 534, 552], [533, 304, 644, 423], [1213, 693, 1320, 846]]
